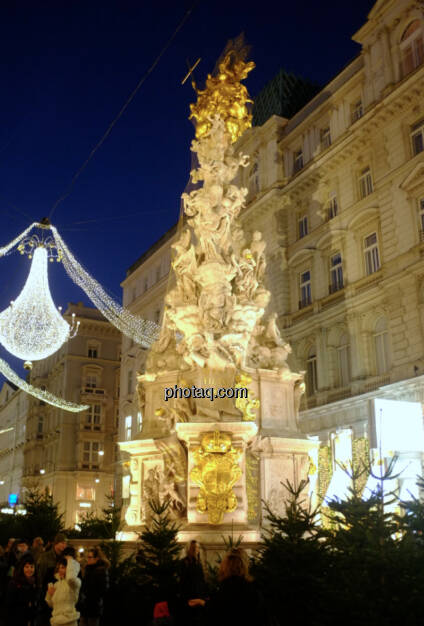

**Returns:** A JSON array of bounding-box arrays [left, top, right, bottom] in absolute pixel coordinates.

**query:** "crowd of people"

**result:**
[[0, 534, 109, 626], [0, 536, 264, 626]]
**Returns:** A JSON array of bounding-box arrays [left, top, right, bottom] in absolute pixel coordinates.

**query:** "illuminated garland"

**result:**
[[0, 357, 89, 412], [0, 223, 39, 257], [0, 247, 78, 361], [51, 226, 158, 347]]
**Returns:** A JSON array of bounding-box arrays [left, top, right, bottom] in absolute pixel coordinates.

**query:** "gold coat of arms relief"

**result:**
[[190, 431, 242, 524]]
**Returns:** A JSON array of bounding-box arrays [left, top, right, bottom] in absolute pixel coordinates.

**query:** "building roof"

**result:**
[[126, 221, 178, 277], [252, 69, 321, 127]]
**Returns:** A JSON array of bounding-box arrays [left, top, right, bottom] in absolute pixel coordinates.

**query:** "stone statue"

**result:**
[[247, 313, 292, 371]]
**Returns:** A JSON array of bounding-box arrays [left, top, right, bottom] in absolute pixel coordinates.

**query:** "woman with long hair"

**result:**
[[45, 554, 81, 626], [78, 546, 110, 626], [5, 554, 39, 626], [189, 548, 264, 626]]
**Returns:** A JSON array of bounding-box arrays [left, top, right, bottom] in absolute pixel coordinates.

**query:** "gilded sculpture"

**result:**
[[190, 431, 242, 524], [189, 51, 255, 143]]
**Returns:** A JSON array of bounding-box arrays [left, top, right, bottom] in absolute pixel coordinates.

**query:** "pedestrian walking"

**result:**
[[78, 546, 109, 626], [5, 554, 39, 626], [45, 555, 81, 626]]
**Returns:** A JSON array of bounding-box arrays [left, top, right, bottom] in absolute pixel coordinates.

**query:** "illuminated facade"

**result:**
[[120, 0, 424, 511], [22, 302, 121, 527], [0, 383, 28, 507]]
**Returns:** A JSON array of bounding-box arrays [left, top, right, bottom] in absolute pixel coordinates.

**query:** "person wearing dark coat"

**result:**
[[5, 554, 39, 626], [189, 548, 265, 626], [78, 547, 110, 626], [177, 541, 206, 626]]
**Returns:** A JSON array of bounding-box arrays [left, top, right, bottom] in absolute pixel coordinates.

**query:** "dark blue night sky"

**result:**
[[0, 0, 374, 380]]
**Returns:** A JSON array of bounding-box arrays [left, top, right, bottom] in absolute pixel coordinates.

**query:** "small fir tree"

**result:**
[[252, 479, 332, 626], [325, 459, 424, 626], [21, 487, 64, 540], [133, 498, 182, 621]]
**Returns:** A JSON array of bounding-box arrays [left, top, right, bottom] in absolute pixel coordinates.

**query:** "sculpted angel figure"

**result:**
[[250, 231, 266, 280]]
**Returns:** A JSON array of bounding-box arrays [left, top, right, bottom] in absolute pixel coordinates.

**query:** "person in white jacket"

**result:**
[[45, 555, 81, 626]]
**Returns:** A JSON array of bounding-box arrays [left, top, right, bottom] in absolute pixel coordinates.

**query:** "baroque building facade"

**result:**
[[0, 382, 28, 508], [23, 302, 121, 527], [120, 0, 424, 509]]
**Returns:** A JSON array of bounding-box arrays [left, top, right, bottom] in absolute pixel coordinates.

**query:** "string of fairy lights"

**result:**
[[0, 221, 158, 412]]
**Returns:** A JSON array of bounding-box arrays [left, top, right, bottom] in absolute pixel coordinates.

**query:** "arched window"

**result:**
[[374, 317, 390, 375], [337, 333, 351, 387], [400, 20, 424, 77], [306, 346, 318, 397]]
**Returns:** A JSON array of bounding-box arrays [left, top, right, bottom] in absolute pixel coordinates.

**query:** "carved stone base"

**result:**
[[258, 436, 319, 521], [119, 439, 164, 529], [243, 367, 304, 436]]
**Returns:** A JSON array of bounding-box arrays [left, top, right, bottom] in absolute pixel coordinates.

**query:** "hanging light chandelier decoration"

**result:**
[[0, 242, 79, 366], [0, 220, 158, 412]]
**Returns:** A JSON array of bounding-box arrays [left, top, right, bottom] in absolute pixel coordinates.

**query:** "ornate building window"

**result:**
[[411, 119, 424, 157], [321, 126, 331, 149], [83, 366, 102, 389], [293, 149, 304, 173], [351, 100, 363, 123], [364, 232, 380, 275], [84, 404, 101, 431], [328, 193, 338, 220], [298, 215, 308, 239], [143, 277, 148, 293], [76, 484, 95, 500], [329, 252, 343, 293], [87, 341, 100, 359], [127, 369, 133, 395], [337, 333, 351, 387], [299, 270, 312, 309], [306, 347, 318, 396], [37, 415, 44, 439], [85, 374, 98, 388], [359, 166, 373, 199], [400, 20, 424, 77], [374, 317, 390, 375], [154, 309, 161, 324], [82, 441, 100, 469], [419, 198, 424, 238]]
